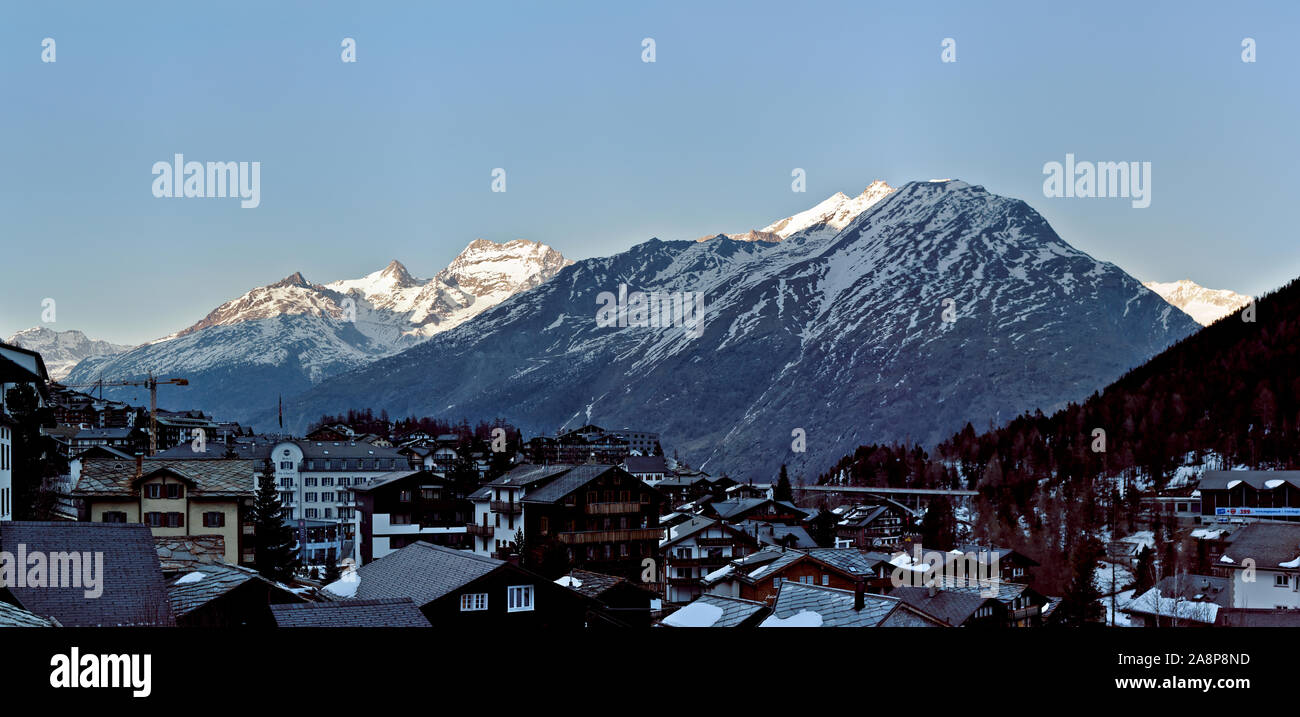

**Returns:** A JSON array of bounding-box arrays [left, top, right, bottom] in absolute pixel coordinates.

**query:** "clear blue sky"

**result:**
[[2, 1, 1297, 344]]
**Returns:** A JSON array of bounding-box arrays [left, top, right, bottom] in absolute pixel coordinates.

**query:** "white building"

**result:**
[[468, 464, 573, 559], [269, 440, 410, 565], [1220, 523, 1300, 610]]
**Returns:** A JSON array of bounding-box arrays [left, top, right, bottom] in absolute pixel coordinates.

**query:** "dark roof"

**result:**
[[750, 523, 818, 549], [0, 522, 174, 626], [1199, 470, 1300, 492], [556, 568, 655, 600], [1216, 609, 1300, 627], [487, 463, 575, 489], [660, 516, 750, 547], [763, 582, 942, 627], [1152, 574, 1232, 607], [348, 542, 505, 607], [0, 341, 50, 382], [151, 440, 273, 461], [350, 470, 423, 493], [956, 544, 1041, 567], [74, 458, 255, 497], [889, 586, 997, 626], [1221, 522, 1300, 568], [710, 498, 807, 521], [623, 456, 669, 474], [0, 600, 58, 627], [661, 594, 769, 627], [167, 562, 302, 618], [271, 598, 431, 627], [73, 445, 136, 460], [522, 464, 635, 504], [296, 441, 405, 459], [71, 427, 136, 440]]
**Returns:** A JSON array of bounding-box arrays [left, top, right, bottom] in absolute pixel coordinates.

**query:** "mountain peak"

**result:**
[[379, 259, 414, 284], [1143, 279, 1252, 326], [271, 271, 311, 288]]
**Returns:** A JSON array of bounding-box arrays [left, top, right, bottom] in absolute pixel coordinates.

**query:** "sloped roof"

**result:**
[[1221, 522, 1300, 568], [690, 594, 767, 627], [271, 598, 431, 627], [487, 463, 576, 489], [350, 470, 423, 493], [1126, 587, 1220, 624], [0, 522, 174, 626], [167, 562, 302, 618], [0, 600, 58, 627], [889, 586, 995, 626], [762, 582, 941, 627], [351, 542, 505, 607], [710, 498, 807, 521], [1199, 470, 1300, 491], [555, 568, 655, 600], [623, 456, 669, 474], [74, 458, 255, 497], [522, 464, 626, 504]]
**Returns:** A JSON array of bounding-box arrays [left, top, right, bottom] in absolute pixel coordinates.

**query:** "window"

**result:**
[[102, 511, 127, 523], [280, 461, 294, 470], [507, 585, 534, 612], [305, 509, 318, 519], [144, 484, 163, 499], [305, 492, 318, 503], [460, 593, 488, 611], [822, 574, 830, 586], [391, 513, 411, 525], [1275, 575, 1290, 588], [322, 477, 334, 486], [800, 576, 813, 584], [540, 517, 549, 534], [305, 477, 318, 487], [145, 512, 164, 527], [165, 512, 184, 528], [203, 512, 225, 528], [166, 483, 184, 499], [399, 490, 412, 503]]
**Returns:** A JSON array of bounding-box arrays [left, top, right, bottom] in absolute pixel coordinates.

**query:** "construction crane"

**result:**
[[54, 372, 190, 455]]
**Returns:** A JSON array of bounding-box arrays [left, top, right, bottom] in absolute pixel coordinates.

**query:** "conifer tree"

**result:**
[[253, 457, 299, 583]]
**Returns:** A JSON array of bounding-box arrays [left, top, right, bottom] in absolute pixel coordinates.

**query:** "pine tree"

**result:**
[[253, 457, 299, 583], [808, 508, 838, 547], [774, 464, 793, 502], [919, 495, 958, 550], [1060, 536, 1104, 626], [1133, 545, 1156, 595], [4, 384, 64, 519], [323, 550, 340, 583]]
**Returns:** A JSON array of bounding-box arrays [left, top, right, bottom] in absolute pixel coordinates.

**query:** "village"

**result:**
[[3, 337, 1298, 629]]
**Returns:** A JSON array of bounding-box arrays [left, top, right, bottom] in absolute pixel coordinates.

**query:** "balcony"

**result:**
[[666, 556, 729, 568], [695, 537, 737, 547], [490, 501, 522, 515], [585, 501, 642, 515], [556, 527, 664, 545], [668, 576, 701, 585], [465, 523, 493, 536]]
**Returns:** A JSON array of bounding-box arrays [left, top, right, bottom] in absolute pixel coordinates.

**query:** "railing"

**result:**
[[556, 528, 664, 545], [465, 523, 493, 536], [666, 556, 729, 567], [490, 501, 523, 514], [585, 501, 642, 515]]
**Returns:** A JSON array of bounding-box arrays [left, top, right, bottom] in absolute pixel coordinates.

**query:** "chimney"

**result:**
[[928, 581, 937, 598], [854, 579, 865, 611], [135, 453, 143, 478]]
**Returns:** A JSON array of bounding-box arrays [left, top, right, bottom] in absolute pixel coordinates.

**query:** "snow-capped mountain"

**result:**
[[4, 327, 132, 379], [62, 239, 570, 417], [698, 180, 895, 243], [272, 179, 1199, 480], [1142, 279, 1252, 326]]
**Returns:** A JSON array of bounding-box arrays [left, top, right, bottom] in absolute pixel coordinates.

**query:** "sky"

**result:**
[[2, 0, 1298, 345]]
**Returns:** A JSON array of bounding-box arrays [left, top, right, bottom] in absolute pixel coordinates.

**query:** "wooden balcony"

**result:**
[[556, 527, 664, 545], [666, 556, 730, 568], [585, 501, 641, 515], [490, 501, 522, 515], [465, 523, 493, 536]]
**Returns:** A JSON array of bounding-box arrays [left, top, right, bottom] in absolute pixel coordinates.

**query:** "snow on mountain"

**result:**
[[4, 327, 132, 379], [62, 239, 570, 417], [274, 179, 1198, 480], [699, 180, 895, 243], [1142, 279, 1252, 326]]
